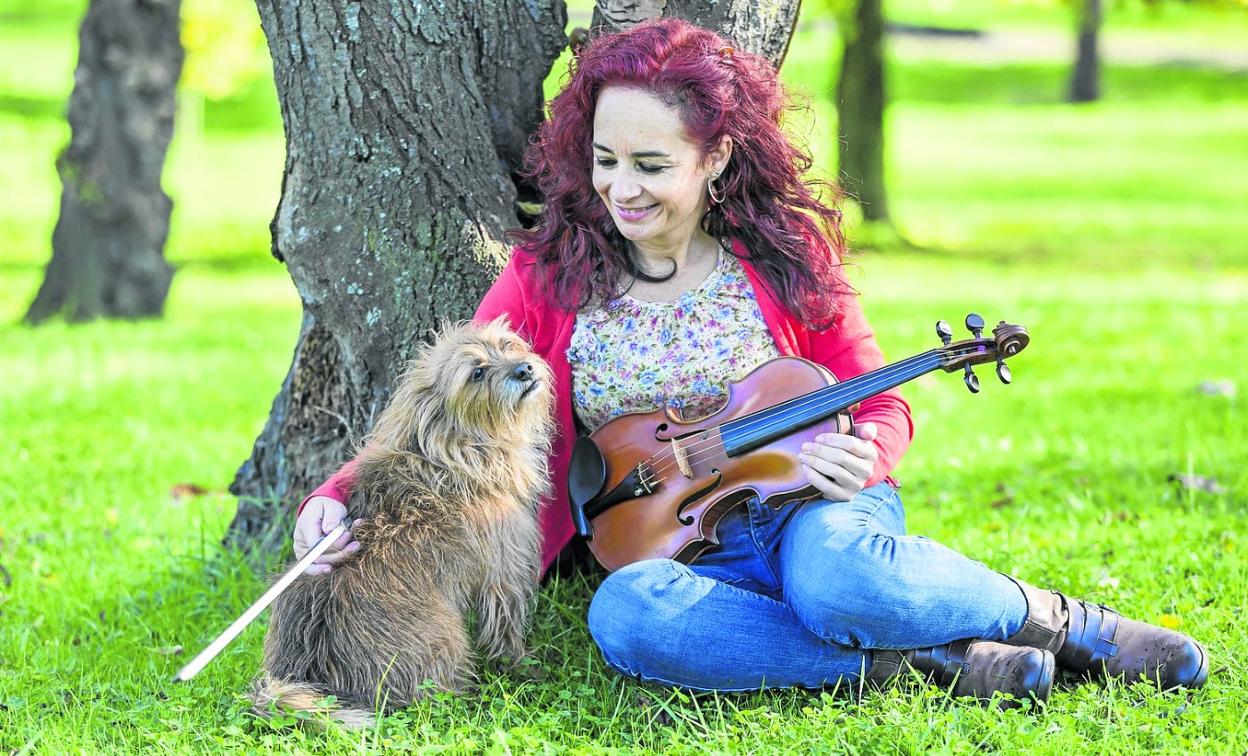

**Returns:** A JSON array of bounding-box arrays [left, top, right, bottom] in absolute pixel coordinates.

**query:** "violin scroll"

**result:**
[[936, 314, 1029, 391]]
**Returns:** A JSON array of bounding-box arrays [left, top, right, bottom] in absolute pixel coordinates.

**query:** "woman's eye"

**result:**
[[638, 164, 666, 175], [471, 367, 486, 382], [594, 158, 616, 168]]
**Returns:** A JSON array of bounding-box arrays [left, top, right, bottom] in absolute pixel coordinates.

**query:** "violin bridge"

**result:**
[[671, 439, 694, 479]]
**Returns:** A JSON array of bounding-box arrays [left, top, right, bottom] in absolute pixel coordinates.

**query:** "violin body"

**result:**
[[579, 357, 850, 571], [569, 316, 1029, 573]]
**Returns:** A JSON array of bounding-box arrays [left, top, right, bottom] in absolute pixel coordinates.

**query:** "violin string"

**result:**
[[643, 350, 950, 479], [636, 342, 992, 491], [642, 353, 935, 479], [636, 426, 726, 489]]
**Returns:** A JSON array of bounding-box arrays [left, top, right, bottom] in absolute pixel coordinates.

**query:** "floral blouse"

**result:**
[[568, 249, 781, 433]]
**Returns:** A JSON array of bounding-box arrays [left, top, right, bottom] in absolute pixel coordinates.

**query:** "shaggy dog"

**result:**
[[251, 318, 554, 727]]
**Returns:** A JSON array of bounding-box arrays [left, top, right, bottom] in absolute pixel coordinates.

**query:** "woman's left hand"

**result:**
[[797, 422, 879, 502]]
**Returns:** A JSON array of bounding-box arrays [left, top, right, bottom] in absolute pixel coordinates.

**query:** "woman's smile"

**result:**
[[614, 203, 658, 223]]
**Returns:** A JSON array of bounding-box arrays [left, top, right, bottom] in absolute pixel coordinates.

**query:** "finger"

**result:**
[[803, 465, 851, 502], [321, 505, 345, 534], [303, 563, 333, 576], [853, 422, 878, 442], [813, 433, 875, 460], [801, 443, 871, 476], [800, 447, 872, 486], [295, 509, 325, 555], [798, 450, 853, 482], [315, 541, 361, 566], [326, 525, 355, 552]]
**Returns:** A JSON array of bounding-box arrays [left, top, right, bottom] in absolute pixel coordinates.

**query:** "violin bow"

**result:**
[[173, 521, 350, 682]]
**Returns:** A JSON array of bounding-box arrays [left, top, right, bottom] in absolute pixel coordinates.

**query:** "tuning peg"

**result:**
[[996, 357, 1012, 384], [965, 313, 985, 338], [963, 364, 980, 393], [936, 320, 953, 346]]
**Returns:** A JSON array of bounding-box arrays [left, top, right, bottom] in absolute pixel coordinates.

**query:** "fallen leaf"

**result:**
[[1196, 380, 1236, 398], [1097, 574, 1121, 589], [1158, 614, 1182, 629], [1167, 474, 1226, 495], [169, 483, 210, 501], [989, 494, 1014, 509]]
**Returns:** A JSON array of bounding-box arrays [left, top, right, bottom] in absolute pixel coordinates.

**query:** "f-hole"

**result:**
[[675, 471, 723, 526]]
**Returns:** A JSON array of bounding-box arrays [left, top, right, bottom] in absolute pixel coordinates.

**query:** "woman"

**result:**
[[292, 19, 1207, 705]]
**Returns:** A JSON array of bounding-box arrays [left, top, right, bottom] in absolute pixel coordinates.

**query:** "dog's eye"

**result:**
[[470, 366, 486, 382]]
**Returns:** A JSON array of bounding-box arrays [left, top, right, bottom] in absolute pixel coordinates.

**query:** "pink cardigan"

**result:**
[[299, 240, 913, 575]]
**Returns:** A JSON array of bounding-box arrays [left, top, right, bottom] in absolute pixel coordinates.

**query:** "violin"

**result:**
[[568, 315, 1029, 572]]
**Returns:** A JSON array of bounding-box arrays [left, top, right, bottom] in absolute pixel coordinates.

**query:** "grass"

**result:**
[[1, 0, 1247, 752]]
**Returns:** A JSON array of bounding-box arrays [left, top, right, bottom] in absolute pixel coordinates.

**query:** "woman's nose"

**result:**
[[610, 175, 642, 201]]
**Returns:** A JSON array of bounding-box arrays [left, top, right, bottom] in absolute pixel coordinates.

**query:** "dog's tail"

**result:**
[[250, 673, 376, 730]]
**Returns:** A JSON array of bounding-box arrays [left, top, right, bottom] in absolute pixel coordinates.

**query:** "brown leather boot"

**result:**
[[865, 639, 1054, 709], [1005, 578, 1208, 690]]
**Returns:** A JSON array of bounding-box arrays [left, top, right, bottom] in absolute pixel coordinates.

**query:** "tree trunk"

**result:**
[[25, 0, 183, 324], [591, 0, 801, 68], [1068, 0, 1101, 103], [836, 0, 889, 223], [225, 0, 569, 554], [227, 0, 802, 556]]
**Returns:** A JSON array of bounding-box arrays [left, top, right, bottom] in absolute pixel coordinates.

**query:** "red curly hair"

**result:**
[[508, 17, 848, 329]]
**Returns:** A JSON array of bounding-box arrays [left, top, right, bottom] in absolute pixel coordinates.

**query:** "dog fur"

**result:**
[[251, 318, 554, 727]]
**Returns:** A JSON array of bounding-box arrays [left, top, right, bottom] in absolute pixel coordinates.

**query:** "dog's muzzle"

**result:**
[[519, 379, 542, 400]]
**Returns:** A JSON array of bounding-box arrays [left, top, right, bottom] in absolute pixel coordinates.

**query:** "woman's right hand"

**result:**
[[293, 496, 361, 575]]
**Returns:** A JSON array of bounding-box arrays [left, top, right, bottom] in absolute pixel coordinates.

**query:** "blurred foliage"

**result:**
[[0, 0, 270, 101], [849, 0, 1248, 29], [180, 0, 269, 101]]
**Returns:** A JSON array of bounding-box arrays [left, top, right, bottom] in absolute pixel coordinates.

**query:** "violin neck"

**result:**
[[720, 350, 945, 456]]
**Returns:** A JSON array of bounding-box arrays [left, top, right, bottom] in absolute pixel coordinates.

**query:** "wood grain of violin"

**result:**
[[569, 316, 1029, 572]]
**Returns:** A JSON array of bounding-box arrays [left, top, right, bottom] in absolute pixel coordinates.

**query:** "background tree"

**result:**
[[25, 0, 184, 324], [225, 0, 567, 552], [227, 0, 802, 554], [1068, 0, 1102, 102], [836, 0, 889, 222], [590, 0, 801, 66]]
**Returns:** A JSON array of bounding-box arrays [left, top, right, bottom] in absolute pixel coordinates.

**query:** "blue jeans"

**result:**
[[586, 483, 1029, 691]]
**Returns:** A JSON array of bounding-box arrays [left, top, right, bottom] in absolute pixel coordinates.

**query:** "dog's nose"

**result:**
[[511, 363, 533, 382]]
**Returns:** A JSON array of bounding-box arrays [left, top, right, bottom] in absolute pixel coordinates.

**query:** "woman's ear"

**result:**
[[708, 135, 733, 175]]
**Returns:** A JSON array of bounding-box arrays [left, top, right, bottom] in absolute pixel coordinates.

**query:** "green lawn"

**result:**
[[1, 1, 1246, 752]]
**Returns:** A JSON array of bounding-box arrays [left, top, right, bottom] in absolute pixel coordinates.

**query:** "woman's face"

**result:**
[[591, 86, 729, 249]]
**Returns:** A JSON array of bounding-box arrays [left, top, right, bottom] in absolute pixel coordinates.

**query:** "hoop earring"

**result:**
[[707, 172, 725, 205]]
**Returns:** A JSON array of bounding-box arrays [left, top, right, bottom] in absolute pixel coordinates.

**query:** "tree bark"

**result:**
[[25, 0, 183, 324], [225, 0, 568, 554], [836, 0, 889, 223], [590, 0, 801, 68], [1068, 0, 1101, 103], [228, 0, 803, 556]]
